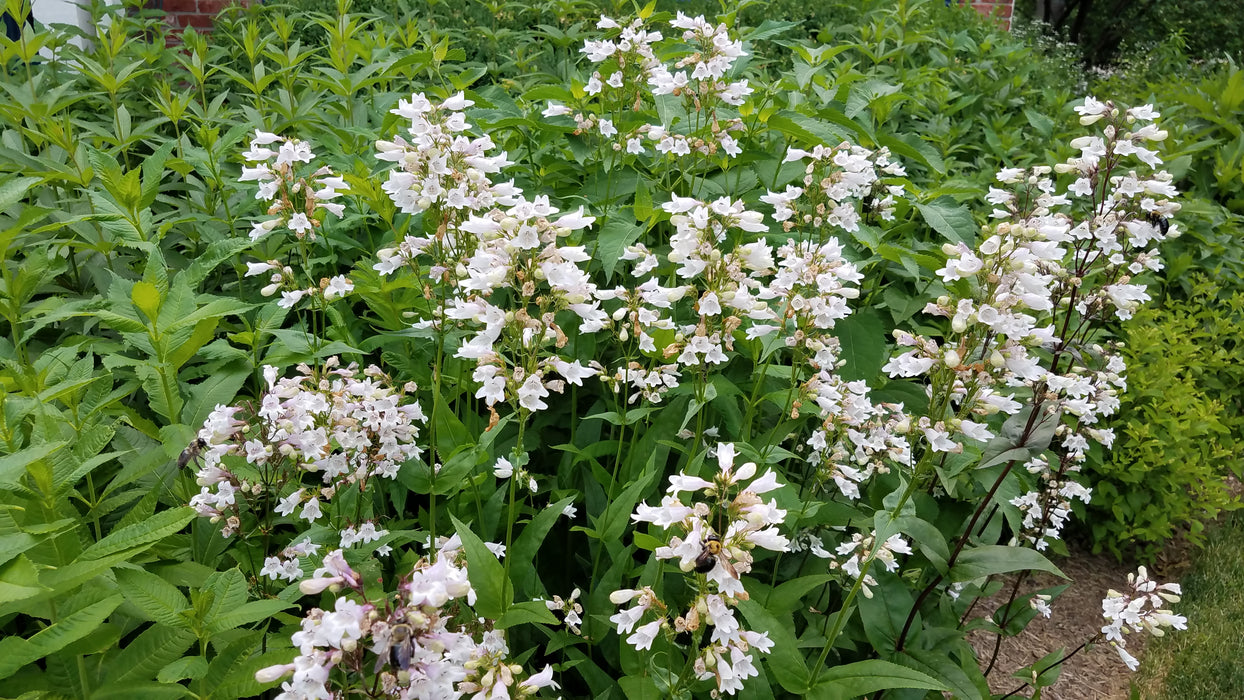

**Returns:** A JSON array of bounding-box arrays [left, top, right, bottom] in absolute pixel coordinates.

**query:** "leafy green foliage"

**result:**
[[1082, 278, 1244, 558], [0, 0, 1230, 696]]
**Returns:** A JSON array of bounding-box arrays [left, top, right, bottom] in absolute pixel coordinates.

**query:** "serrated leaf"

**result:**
[[916, 200, 976, 246], [77, 507, 194, 561], [157, 655, 208, 683], [115, 567, 191, 628], [105, 625, 197, 685], [0, 441, 68, 486], [131, 281, 162, 322], [208, 599, 292, 633]]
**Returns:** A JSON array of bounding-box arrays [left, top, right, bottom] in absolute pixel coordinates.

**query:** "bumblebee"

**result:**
[[1147, 211, 1170, 236], [694, 533, 738, 578], [388, 622, 416, 670], [177, 438, 206, 469]]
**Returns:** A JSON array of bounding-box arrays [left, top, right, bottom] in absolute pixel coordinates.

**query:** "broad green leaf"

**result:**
[[131, 280, 162, 322], [450, 515, 509, 619], [736, 598, 811, 694], [103, 626, 196, 685], [77, 507, 194, 561], [0, 554, 49, 605], [0, 442, 67, 485], [916, 199, 976, 246], [834, 309, 887, 382], [593, 213, 643, 282], [511, 496, 575, 596], [208, 598, 292, 633], [495, 599, 559, 629], [115, 567, 191, 629], [807, 659, 948, 699], [949, 545, 1066, 583], [157, 655, 208, 683], [90, 682, 189, 700], [0, 594, 123, 680]]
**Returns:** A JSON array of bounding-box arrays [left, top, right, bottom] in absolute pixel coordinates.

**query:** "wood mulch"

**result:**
[[964, 540, 1196, 700]]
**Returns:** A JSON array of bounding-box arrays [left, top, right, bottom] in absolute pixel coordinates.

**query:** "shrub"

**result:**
[[1082, 277, 1244, 558]]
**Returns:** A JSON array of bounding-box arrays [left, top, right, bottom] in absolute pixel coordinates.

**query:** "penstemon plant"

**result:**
[[181, 11, 1192, 699]]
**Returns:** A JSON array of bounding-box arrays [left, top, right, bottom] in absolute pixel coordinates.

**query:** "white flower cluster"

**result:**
[[187, 358, 426, 537], [260, 538, 320, 583], [869, 100, 1175, 555], [762, 142, 907, 235], [1100, 566, 1186, 671], [244, 258, 354, 309], [614, 443, 786, 695], [831, 530, 914, 598], [541, 588, 583, 635], [256, 550, 559, 699], [241, 130, 347, 242], [1009, 456, 1094, 550], [551, 14, 751, 159], [376, 92, 520, 219]]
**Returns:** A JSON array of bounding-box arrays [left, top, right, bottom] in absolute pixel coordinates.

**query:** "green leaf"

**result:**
[[77, 507, 194, 561], [208, 598, 293, 633], [807, 659, 948, 699], [0, 554, 49, 605], [736, 598, 811, 694], [766, 574, 835, 616], [0, 176, 42, 212], [593, 213, 643, 282], [916, 199, 977, 246], [450, 515, 509, 619], [495, 599, 559, 629], [834, 309, 886, 382], [0, 594, 123, 680], [103, 624, 196, 685], [511, 496, 575, 596], [131, 281, 162, 322], [90, 681, 190, 700], [949, 545, 1066, 583], [115, 567, 191, 629], [157, 655, 208, 683], [0, 441, 68, 485]]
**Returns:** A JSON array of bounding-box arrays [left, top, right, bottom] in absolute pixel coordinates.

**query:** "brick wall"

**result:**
[[968, 0, 1014, 30], [153, 0, 247, 31]]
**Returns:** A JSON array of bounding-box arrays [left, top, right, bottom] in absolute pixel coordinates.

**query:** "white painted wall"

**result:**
[[28, 0, 122, 52]]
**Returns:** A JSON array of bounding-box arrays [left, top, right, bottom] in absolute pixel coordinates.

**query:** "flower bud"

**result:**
[[254, 663, 295, 683], [944, 349, 961, 368]]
